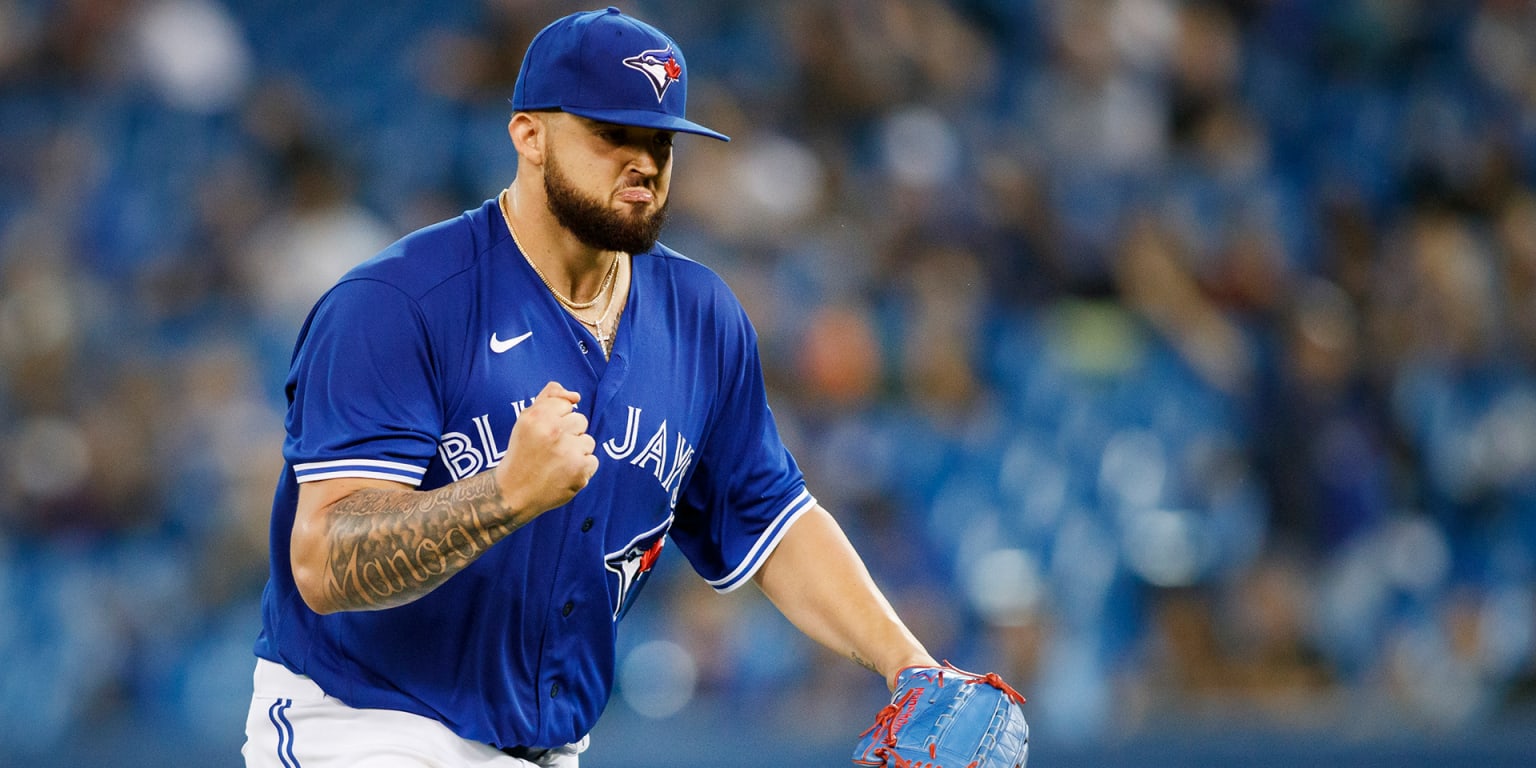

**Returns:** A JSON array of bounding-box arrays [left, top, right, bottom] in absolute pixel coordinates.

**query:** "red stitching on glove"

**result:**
[[965, 672, 1027, 707], [858, 706, 894, 741], [870, 746, 980, 768], [939, 661, 1027, 706], [874, 747, 940, 768], [859, 686, 925, 749]]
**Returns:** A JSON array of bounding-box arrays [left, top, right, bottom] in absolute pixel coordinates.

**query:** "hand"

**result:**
[[495, 381, 599, 518]]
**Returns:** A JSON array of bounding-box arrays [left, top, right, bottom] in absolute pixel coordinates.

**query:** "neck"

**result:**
[[499, 187, 618, 301]]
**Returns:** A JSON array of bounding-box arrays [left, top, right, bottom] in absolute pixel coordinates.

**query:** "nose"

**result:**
[[629, 145, 662, 177]]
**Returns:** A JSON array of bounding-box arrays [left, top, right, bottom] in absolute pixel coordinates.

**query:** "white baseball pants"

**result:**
[[242, 659, 585, 768]]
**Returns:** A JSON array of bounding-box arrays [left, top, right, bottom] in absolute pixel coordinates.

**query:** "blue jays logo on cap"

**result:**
[[510, 7, 729, 141], [623, 47, 682, 102]]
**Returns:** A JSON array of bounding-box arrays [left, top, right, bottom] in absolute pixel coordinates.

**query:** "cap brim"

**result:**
[[560, 106, 730, 142]]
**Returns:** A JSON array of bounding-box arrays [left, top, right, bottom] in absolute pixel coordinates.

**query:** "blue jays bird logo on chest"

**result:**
[[604, 519, 670, 620]]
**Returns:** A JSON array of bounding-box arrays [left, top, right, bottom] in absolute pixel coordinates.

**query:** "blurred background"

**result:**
[[3, 0, 1536, 765]]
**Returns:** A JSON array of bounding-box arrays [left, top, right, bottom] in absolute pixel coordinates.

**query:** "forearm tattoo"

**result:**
[[851, 650, 882, 677], [320, 473, 522, 611]]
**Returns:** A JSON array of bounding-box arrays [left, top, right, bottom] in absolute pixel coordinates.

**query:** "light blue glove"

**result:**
[[852, 664, 1029, 768]]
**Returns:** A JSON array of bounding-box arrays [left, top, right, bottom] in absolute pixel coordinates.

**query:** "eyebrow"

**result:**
[[573, 115, 673, 137]]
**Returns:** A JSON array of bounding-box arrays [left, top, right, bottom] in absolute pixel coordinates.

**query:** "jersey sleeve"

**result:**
[[283, 278, 443, 488], [668, 296, 816, 593]]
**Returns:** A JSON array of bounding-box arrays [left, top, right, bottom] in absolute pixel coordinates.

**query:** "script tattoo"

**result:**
[[851, 650, 881, 677], [321, 473, 521, 611]]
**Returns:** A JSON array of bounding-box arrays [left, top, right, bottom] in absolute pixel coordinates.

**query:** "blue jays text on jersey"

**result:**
[[437, 399, 696, 513], [254, 198, 814, 751]]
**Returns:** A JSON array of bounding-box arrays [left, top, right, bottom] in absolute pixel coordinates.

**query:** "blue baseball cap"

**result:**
[[511, 6, 730, 142]]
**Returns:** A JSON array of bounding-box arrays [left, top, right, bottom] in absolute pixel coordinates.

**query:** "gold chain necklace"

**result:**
[[499, 190, 620, 356], [578, 274, 619, 354], [500, 191, 619, 311]]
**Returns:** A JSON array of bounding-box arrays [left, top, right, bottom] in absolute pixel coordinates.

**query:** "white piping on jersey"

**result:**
[[706, 488, 816, 593], [294, 469, 425, 485], [294, 458, 426, 484], [295, 458, 424, 473]]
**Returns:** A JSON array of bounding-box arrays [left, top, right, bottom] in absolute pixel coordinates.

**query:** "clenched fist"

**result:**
[[495, 381, 600, 520]]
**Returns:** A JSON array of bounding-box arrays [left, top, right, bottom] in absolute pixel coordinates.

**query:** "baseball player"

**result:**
[[243, 7, 1025, 767]]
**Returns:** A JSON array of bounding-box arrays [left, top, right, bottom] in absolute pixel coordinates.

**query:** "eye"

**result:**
[[655, 133, 675, 148]]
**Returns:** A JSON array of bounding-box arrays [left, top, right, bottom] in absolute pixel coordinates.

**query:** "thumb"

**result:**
[[535, 381, 581, 407]]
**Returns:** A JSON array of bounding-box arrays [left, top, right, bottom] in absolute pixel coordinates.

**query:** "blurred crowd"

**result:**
[[3, 0, 1536, 756]]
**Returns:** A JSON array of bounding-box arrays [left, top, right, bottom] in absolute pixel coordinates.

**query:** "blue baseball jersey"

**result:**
[[253, 198, 814, 749]]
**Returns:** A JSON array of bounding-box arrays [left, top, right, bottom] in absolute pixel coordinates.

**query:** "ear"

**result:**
[[508, 112, 547, 167]]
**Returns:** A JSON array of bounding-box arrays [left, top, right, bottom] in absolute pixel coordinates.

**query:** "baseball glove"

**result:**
[[852, 663, 1029, 768]]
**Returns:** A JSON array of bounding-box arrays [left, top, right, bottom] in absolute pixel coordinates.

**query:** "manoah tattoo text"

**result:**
[[322, 474, 521, 610]]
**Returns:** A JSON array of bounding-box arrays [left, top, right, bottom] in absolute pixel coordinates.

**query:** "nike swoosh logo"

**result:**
[[489, 331, 533, 353]]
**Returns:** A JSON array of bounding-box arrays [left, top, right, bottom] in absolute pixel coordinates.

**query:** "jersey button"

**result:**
[[581, 517, 594, 533], [578, 340, 589, 354], [562, 600, 574, 617], [549, 682, 561, 698]]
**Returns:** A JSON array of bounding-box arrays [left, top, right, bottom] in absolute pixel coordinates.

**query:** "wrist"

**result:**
[[885, 652, 939, 691], [487, 465, 540, 526]]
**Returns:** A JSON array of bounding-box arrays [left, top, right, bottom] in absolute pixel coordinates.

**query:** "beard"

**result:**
[[544, 151, 669, 255]]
